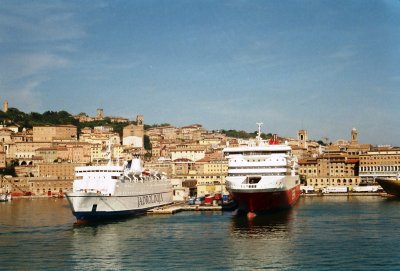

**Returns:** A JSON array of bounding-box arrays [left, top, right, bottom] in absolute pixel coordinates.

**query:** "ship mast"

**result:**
[[256, 122, 263, 145], [106, 140, 112, 166]]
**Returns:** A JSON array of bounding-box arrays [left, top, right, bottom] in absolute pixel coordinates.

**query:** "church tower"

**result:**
[[351, 128, 358, 144], [96, 108, 104, 119], [3, 99, 8, 112], [136, 115, 144, 126], [298, 130, 308, 149]]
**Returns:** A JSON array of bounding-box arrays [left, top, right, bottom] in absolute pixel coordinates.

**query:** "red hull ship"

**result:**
[[223, 123, 301, 216]]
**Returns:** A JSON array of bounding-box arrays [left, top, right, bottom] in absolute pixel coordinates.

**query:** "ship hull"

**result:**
[[376, 178, 400, 197], [230, 184, 301, 213], [66, 191, 172, 221]]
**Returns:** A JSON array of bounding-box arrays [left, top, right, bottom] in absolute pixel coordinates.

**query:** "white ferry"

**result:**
[[223, 123, 301, 217], [66, 147, 172, 222]]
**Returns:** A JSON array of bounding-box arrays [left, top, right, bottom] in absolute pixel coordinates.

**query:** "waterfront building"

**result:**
[[359, 146, 400, 183], [170, 179, 190, 202], [299, 153, 360, 190], [1, 175, 74, 196], [37, 162, 84, 179]]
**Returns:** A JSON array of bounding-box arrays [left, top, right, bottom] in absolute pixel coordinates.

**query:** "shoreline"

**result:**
[[301, 192, 388, 197], [4, 192, 391, 201]]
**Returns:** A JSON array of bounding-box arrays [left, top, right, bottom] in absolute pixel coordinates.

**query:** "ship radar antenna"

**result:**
[[256, 122, 263, 142], [106, 140, 112, 166]]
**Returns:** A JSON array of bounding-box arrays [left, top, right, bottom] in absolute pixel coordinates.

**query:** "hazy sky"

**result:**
[[1, 0, 399, 145]]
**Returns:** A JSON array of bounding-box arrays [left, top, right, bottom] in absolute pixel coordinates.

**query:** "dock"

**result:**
[[148, 203, 224, 215]]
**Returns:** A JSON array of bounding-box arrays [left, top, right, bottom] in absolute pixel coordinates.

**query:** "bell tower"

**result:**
[[3, 99, 8, 112], [298, 130, 308, 149], [351, 128, 358, 144], [136, 115, 144, 126]]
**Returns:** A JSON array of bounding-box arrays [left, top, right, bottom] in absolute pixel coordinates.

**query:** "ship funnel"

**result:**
[[130, 158, 142, 172]]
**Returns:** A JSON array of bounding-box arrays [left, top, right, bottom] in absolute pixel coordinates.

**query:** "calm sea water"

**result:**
[[1, 196, 400, 270]]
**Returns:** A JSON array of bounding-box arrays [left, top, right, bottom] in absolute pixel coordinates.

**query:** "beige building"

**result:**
[[14, 142, 52, 163], [359, 147, 400, 182], [0, 150, 5, 169], [144, 159, 174, 177], [170, 144, 207, 162], [177, 124, 205, 141], [33, 125, 77, 142], [299, 153, 360, 190], [79, 132, 121, 147], [1, 175, 73, 196], [123, 115, 144, 148], [38, 162, 84, 178]]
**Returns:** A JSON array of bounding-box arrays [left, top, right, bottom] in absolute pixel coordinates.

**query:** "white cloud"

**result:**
[[0, 52, 69, 81], [0, 1, 85, 43]]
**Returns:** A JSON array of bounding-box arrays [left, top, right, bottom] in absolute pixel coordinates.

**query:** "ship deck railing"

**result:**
[[227, 182, 283, 190]]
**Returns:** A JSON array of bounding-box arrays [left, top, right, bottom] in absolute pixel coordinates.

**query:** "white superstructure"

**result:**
[[223, 123, 300, 213], [223, 124, 299, 192], [66, 150, 172, 221]]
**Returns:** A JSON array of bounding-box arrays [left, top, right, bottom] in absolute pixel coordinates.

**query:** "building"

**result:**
[[1, 175, 74, 196], [38, 162, 84, 179], [123, 115, 144, 148], [170, 144, 207, 162], [0, 150, 5, 169], [299, 153, 360, 190], [359, 146, 400, 183], [3, 99, 8, 112], [33, 125, 77, 142]]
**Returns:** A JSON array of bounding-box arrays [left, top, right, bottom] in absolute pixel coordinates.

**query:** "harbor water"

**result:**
[[1, 196, 400, 270]]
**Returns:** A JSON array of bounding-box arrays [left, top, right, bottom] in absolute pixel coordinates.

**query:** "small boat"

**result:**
[[204, 195, 215, 205], [0, 193, 11, 202], [0, 187, 11, 202]]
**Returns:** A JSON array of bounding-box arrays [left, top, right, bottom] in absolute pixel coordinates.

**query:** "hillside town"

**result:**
[[0, 99, 399, 200]]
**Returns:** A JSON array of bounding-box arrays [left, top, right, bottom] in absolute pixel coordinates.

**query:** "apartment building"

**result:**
[[359, 147, 400, 182], [170, 144, 207, 162], [123, 115, 144, 148], [33, 125, 77, 142], [299, 153, 360, 190]]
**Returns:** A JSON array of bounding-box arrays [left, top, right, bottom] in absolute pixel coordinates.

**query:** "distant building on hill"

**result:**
[[123, 115, 144, 148], [74, 109, 129, 123]]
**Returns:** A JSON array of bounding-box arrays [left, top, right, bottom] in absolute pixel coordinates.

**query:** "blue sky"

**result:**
[[1, 0, 400, 145]]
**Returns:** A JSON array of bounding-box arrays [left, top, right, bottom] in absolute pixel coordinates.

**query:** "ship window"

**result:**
[[247, 176, 261, 184]]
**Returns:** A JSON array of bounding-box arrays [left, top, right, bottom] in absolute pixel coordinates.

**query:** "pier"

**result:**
[[148, 203, 228, 214]]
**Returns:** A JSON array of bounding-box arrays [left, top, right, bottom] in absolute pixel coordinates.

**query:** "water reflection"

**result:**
[[230, 209, 293, 239], [70, 219, 134, 270]]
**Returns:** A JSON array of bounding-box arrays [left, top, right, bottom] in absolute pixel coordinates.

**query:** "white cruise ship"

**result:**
[[66, 146, 172, 222], [223, 123, 300, 217]]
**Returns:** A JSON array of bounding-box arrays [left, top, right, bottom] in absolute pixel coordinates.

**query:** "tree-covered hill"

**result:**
[[0, 108, 127, 134], [1, 107, 276, 141], [219, 129, 272, 140]]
